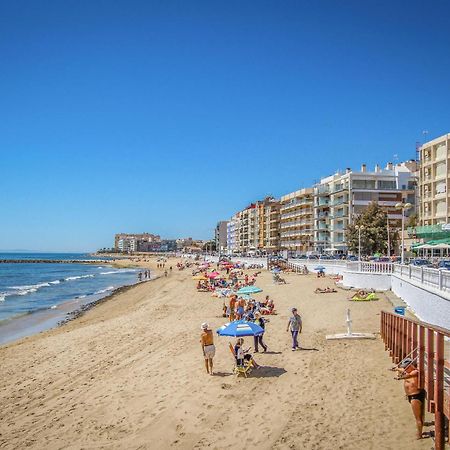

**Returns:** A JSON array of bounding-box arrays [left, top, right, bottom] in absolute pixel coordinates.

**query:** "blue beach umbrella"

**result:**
[[237, 293, 252, 300], [314, 265, 326, 271], [237, 286, 263, 295], [217, 320, 264, 337]]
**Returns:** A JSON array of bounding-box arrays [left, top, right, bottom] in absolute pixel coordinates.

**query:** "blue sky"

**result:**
[[1, 0, 449, 251]]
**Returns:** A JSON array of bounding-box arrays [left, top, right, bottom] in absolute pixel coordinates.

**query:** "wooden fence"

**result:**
[[380, 311, 449, 449]]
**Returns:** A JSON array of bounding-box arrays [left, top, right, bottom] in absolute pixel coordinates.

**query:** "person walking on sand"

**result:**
[[200, 323, 215, 375], [253, 312, 268, 353], [286, 308, 302, 351], [393, 358, 425, 439]]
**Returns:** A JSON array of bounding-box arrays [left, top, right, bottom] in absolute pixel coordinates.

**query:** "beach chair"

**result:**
[[228, 343, 252, 378]]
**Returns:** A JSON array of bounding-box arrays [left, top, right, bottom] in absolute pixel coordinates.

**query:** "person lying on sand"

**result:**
[[393, 358, 425, 439], [234, 338, 259, 368], [351, 289, 369, 299], [315, 287, 337, 294]]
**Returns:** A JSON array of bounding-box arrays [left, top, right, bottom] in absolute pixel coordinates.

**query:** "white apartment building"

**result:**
[[419, 133, 450, 226], [314, 162, 417, 254], [117, 237, 137, 252], [279, 188, 314, 255], [226, 215, 240, 254]]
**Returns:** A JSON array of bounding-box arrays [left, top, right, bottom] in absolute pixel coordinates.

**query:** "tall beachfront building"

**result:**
[[313, 162, 417, 254], [279, 188, 314, 255], [226, 197, 280, 255], [226, 214, 240, 254], [258, 197, 280, 254], [419, 133, 450, 226]]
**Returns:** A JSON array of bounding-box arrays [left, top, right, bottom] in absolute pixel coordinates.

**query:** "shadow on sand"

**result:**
[[212, 371, 233, 377], [250, 366, 287, 378]]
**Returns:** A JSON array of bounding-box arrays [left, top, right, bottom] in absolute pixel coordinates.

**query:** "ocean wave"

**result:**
[[65, 275, 95, 281], [94, 286, 115, 295], [100, 269, 137, 275]]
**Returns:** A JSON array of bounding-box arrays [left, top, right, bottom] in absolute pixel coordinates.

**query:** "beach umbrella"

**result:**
[[207, 271, 220, 278], [192, 275, 208, 280], [217, 320, 264, 337], [314, 265, 326, 271], [237, 294, 252, 300], [237, 286, 263, 295]]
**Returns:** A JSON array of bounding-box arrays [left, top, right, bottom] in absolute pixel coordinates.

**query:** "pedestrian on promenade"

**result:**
[[200, 323, 215, 375], [286, 308, 302, 351]]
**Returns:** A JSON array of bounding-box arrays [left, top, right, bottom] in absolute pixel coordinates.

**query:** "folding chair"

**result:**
[[228, 342, 252, 377]]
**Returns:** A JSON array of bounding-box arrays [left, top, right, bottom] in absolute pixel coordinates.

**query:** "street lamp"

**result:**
[[355, 225, 365, 262], [395, 202, 412, 264]]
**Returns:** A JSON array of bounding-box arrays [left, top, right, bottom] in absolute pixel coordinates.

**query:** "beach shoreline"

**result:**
[[0, 261, 431, 449], [0, 259, 152, 346]]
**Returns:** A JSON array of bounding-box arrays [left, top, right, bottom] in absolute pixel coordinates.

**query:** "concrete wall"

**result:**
[[290, 260, 347, 276], [342, 272, 392, 291], [341, 270, 450, 330], [391, 275, 450, 330]]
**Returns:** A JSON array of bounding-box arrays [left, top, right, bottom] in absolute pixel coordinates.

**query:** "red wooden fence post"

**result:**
[[426, 329, 435, 412], [434, 333, 445, 450], [418, 325, 425, 390]]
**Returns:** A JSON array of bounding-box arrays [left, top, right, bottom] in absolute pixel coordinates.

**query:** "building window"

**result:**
[[352, 180, 376, 189], [378, 180, 396, 189]]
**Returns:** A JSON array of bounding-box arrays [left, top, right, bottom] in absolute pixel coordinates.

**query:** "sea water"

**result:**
[[0, 253, 141, 343]]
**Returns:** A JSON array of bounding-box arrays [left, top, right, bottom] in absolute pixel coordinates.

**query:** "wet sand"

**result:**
[[0, 259, 431, 449]]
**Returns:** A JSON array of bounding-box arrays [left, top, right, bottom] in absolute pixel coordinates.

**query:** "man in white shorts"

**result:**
[[200, 323, 215, 375]]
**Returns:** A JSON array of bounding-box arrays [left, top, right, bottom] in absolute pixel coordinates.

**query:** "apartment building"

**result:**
[[313, 162, 417, 254], [226, 215, 240, 254], [279, 188, 314, 255], [419, 133, 450, 226], [214, 221, 228, 253], [225, 197, 280, 255], [258, 197, 280, 254], [238, 203, 259, 253]]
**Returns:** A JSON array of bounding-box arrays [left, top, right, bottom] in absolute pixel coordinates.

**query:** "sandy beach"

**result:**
[[0, 259, 431, 449]]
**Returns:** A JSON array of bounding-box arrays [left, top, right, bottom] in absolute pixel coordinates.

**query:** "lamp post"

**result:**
[[395, 202, 412, 264], [355, 225, 364, 262]]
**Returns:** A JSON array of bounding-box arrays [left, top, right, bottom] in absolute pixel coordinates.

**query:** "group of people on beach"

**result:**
[[137, 270, 151, 281], [200, 306, 304, 375], [224, 294, 275, 321]]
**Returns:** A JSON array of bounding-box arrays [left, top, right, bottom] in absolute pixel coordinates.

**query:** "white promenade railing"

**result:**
[[394, 264, 450, 294], [346, 261, 394, 274]]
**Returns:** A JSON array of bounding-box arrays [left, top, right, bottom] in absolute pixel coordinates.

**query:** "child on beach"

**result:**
[[234, 338, 259, 368]]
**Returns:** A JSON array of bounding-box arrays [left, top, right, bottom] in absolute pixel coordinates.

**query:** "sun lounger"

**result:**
[[350, 292, 379, 301]]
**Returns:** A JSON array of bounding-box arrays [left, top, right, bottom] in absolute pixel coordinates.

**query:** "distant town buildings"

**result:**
[[114, 233, 177, 253], [115, 233, 161, 253]]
